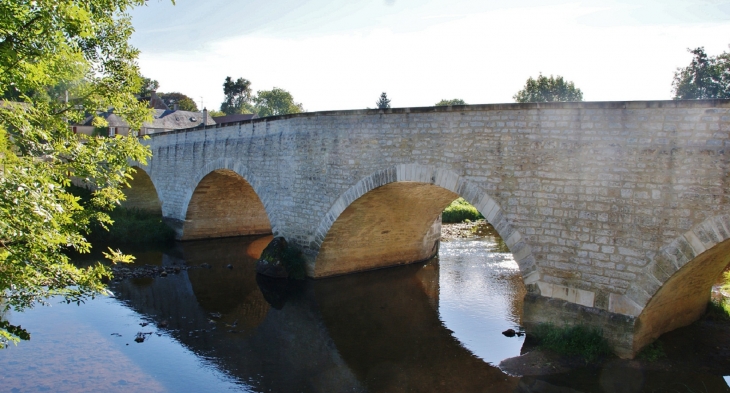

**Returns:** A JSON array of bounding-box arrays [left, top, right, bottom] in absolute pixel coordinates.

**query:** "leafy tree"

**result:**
[[138, 77, 160, 98], [159, 92, 198, 111], [435, 98, 467, 106], [376, 92, 391, 109], [253, 87, 304, 118], [220, 76, 254, 115], [672, 46, 730, 99], [208, 109, 225, 117], [513, 74, 583, 103], [0, 0, 162, 347]]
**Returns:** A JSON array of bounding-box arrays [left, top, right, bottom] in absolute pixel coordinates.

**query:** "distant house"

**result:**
[[212, 113, 258, 125], [71, 92, 215, 137]]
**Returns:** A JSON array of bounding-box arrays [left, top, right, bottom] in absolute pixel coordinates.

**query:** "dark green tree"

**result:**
[[376, 92, 391, 109], [513, 74, 583, 103], [138, 77, 160, 97], [253, 87, 304, 118], [159, 92, 198, 111], [435, 98, 467, 106], [220, 76, 253, 115], [672, 46, 730, 99]]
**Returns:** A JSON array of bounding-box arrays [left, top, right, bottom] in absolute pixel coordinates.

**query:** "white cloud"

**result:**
[[136, 2, 730, 112]]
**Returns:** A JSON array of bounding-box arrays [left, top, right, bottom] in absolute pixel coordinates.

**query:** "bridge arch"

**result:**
[[632, 214, 730, 353], [311, 164, 538, 281], [121, 166, 162, 214], [180, 158, 273, 241]]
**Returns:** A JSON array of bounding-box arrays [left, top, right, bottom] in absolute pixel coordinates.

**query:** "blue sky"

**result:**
[[130, 0, 730, 111]]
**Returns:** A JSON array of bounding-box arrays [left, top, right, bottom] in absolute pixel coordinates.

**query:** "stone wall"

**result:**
[[136, 99, 730, 355]]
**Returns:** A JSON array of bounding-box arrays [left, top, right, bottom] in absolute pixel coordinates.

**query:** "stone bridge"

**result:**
[[124, 99, 730, 357]]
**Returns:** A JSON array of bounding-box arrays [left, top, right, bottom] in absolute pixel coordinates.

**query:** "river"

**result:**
[[1, 227, 729, 392]]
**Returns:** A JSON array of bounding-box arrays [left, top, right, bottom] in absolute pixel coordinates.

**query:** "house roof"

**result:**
[[213, 113, 257, 124], [145, 109, 215, 129], [75, 109, 215, 130]]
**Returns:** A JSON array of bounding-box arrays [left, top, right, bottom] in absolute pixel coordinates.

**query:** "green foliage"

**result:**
[[220, 76, 254, 115], [0, 0, 169, 347], [68, 185, 173, 244], [638, 340, 666, 361], [442, 198, 484, 223], [722, 270, 730, 293], [208, 109, 225, 117], [253, 87, 304, 118], [159, 92, 198, 112], [89, 207, 175, 245], [706, 299, 730, 321], [376, 92, 391, 109], [513, 74, 583, 103], [435, 98, 467, 106], [138, 77, 160, 98], [92, 126, 108, 137], [0, 319, 30, 348], [673, 46, 730, 100], [532, 323, 612, 362]]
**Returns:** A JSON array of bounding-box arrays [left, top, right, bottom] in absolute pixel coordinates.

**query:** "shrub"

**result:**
[[87, 207, 175, 245], [442, 198, 484, 223], [68, 185, 175, 245], [532, 323, 612, 362], [638, 340, 666, 361], [706, 299, 730, 321]]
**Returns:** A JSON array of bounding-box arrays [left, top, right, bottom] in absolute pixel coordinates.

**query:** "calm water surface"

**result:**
[[1, 232, 729, 392]]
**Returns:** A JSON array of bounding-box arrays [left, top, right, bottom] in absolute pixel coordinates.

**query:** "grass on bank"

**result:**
[[532, 323, 612, 362], [442, 198, 484, 223]]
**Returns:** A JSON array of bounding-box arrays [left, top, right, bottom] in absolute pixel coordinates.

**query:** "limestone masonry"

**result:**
[[128, 99, 730, 356]]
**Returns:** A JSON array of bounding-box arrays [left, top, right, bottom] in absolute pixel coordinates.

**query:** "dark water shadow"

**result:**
[[313, 261, 520, 392], [104, 235, 730, 393]]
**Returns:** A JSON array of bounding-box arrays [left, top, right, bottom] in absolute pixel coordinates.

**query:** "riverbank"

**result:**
[[441, 219, 491, 240], [500, 313, 730, 389]]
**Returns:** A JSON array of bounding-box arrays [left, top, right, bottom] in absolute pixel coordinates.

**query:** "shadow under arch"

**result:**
[[633, 214, 730, 354], [180, 159, 272, 241], [121, 166, 162, 214], [311, 164, 538, 282]]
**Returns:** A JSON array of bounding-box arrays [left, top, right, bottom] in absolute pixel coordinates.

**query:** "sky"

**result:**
[[130, 0, 730, 112]]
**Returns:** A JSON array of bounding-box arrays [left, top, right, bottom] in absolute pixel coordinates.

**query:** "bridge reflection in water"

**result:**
[[107, 235, 730, 393], [111, 235, 523, 392]]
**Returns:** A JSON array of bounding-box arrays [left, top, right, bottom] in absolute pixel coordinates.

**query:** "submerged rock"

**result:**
[[255, 237, 306, 279], [256, 237, 290, 278]]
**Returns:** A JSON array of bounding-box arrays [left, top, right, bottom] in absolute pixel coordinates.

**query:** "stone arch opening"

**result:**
[[181, 169, 272, 241], [121, 166, 162, 214], [315, 182, 455, 277], [632, 215, 730, 354], [312, 164, 537, 283]]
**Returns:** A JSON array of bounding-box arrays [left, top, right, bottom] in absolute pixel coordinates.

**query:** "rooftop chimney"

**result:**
[[202, 108, 207, 126]]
